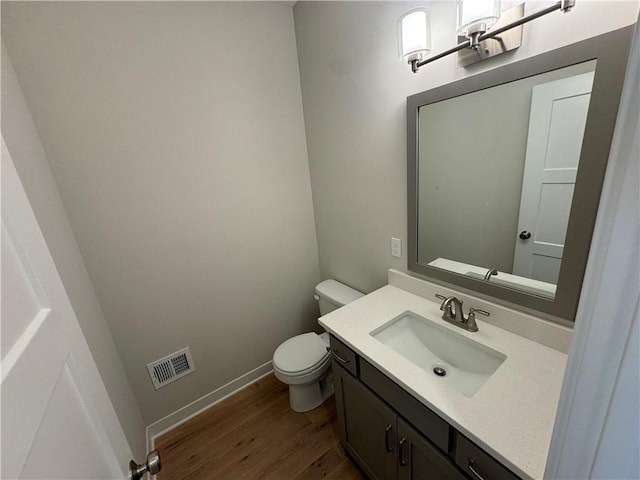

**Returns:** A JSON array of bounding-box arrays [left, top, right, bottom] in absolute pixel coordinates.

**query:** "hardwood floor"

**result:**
[[155, 374, 365, 480]]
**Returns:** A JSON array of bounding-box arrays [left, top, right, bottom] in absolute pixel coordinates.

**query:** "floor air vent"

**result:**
[[147, 347, 196, 390]]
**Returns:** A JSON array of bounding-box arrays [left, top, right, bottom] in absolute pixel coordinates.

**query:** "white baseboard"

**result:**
[[146, 361, 274, 450]]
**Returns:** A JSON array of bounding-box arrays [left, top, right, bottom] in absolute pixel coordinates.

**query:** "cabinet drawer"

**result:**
[[359, 359, 450, 453], [455, 435, 521, 480], [330, 336, 358, 377]]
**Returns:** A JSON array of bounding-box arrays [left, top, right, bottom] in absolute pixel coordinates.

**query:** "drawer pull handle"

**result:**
[[384, 425, 394, 452], [399, 437, 408, 466], [332, 349, 350, 364], [468, 460, 487, 480]]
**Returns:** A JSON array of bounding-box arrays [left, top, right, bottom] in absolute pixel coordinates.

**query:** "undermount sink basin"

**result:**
[[370, 311, 506, 397]]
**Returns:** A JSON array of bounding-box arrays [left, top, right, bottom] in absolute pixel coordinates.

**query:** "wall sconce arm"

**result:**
[[411, 0, 575, 73]]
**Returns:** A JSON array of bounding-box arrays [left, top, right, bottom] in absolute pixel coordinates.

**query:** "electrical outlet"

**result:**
[[391, 237, 402, 258]]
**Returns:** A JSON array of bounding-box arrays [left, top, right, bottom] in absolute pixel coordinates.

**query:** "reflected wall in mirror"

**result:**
[[407, 26, 634, 321], [417, 61, 596, 301]]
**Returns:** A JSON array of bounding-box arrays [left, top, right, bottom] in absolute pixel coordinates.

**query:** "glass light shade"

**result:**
[[457, 0, 501, 37], [398, 8, 431, 62]]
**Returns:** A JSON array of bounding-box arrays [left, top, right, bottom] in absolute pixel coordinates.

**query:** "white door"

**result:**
[[513, 71, 595, 284], [1, 139, 133, 479]]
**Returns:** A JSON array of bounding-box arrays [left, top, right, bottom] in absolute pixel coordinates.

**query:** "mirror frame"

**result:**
[[407, 26, 634, 321]]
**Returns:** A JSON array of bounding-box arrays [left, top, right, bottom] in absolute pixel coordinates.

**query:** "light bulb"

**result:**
[[398, 8, 431, 62], [457, 0, 501, 37]]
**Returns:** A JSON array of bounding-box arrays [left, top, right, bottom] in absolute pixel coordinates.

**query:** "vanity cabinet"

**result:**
[[334, 360, 464, 480], [331, 335, 521, 480], [334, 361, 397, 480]]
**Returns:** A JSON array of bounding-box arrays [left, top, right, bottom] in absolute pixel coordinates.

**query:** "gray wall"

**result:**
[[1, 45, 147, 458], [2, 2, 320, 423], [294, 1, 638, 295], [417, 62, 595, 273]]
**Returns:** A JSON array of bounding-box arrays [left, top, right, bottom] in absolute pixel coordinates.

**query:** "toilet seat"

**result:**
[[273, 333, 329, 377]]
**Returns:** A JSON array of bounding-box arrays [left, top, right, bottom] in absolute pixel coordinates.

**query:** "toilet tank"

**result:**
[[315, 279, 364, 316]]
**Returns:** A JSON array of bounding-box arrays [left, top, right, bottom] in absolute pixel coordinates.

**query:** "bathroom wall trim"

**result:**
[[146, 361, 274, 450]]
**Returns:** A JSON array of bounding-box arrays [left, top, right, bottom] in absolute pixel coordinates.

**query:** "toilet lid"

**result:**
[[273, 333, 329, 374]]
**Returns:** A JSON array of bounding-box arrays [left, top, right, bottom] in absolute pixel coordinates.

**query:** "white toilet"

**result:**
[[272, 279, 363, 412]]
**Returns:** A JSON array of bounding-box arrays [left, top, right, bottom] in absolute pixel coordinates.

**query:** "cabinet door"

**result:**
[[398, 418, 466, 480], [334, 362, 398, 480]]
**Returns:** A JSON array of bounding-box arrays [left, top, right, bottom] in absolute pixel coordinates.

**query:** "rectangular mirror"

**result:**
[[407, 26, 634, 321], [418, 60, 596, 301]]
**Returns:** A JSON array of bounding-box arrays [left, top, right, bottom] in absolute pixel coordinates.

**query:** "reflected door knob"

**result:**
[[519, 231, 532, 240]]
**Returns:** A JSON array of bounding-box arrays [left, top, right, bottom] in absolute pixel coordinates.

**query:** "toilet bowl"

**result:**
[[272, 280, 363, 412], [273, 332, 331, 412]]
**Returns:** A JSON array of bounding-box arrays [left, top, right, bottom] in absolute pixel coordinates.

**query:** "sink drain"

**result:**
[[433, 366, 447, 377]]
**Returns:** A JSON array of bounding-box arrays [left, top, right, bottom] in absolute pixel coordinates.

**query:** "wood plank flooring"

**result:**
[[155, 373, 365, 480]]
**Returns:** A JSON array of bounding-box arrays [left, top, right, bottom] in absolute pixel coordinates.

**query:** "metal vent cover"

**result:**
[[146, 347, 196, 390]]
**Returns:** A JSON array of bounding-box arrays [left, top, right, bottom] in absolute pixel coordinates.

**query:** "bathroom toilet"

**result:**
[[272, 279, 363, 412]]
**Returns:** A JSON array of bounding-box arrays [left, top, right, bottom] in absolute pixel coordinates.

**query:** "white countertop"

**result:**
[[319, 284, 568, 479]]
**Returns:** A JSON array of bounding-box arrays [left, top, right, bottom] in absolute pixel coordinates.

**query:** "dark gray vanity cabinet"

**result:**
[[333, 349, 466, 480], [334, 361, 397, 480], [331, 335, 521, 480]]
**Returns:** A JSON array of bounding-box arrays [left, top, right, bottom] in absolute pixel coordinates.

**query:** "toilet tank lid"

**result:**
[[315, 279, 364, 306]]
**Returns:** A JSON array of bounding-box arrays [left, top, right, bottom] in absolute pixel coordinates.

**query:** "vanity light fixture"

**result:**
[[402, 0, 575, 73], [398, 7, 431, 64]]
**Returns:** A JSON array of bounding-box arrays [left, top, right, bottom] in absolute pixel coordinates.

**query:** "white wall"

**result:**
[[294, 1, 639, 294], [1, 45, 147, 458], [2, 2, 320, 423]]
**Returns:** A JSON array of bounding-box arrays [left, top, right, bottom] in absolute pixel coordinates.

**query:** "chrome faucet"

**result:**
[[484, 268, 498, 281], [435, 294, 490, 332]]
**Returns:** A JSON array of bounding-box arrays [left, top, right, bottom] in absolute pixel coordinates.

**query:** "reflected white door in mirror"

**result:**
[[513, 71, 594, 283]]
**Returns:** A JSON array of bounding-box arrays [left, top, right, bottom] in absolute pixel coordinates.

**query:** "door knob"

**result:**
[[130, 450, 161, 479], [519, 231, 531, 240]]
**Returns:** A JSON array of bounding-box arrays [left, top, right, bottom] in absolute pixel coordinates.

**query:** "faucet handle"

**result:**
[[435, 294, 449, 310], [468, 308, 490, 320], [435, 294, 453, 317], [435, 294, 463, 306]]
